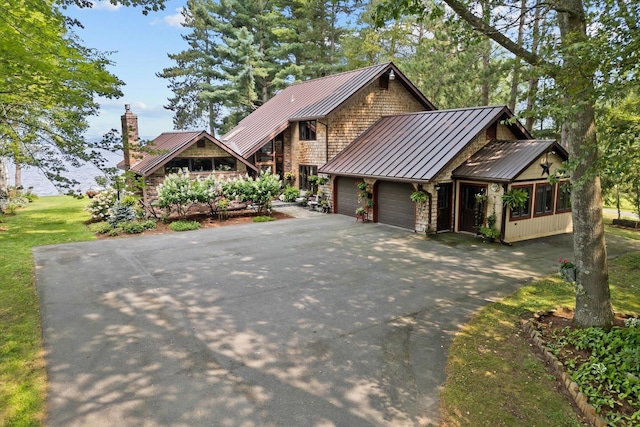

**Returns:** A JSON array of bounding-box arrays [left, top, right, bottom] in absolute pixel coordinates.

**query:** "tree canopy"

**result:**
[[0, 0, 166, 193]]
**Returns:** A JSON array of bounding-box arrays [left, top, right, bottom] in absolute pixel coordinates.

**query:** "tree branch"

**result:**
[[442, 0, 556, 74]]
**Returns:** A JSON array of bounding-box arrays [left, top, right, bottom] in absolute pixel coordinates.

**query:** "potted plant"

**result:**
[[479, 211, 499, 242], [502, 188, 529, 210], [559, 258, 576, 282], [410, 190, 428, 204], [284, 171, 296, 183]]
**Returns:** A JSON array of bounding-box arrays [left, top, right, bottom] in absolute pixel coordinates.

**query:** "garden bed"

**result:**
[[612, 218, 640, 229], [527, 308, 639, 426], [91, 209, 294, 239]]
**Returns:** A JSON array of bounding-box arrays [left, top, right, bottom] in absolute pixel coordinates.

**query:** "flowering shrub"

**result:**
[[85, 187, 118, 221], [156, 171, 197, 218]]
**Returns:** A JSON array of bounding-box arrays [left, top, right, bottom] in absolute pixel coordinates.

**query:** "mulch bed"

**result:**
[[94, 210, 294, 239]]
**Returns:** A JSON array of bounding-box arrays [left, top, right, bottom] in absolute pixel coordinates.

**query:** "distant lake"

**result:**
[[6, 151, 123, 196]]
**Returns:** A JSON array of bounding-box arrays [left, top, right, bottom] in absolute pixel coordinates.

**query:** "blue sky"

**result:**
[[67, 0, 190, 139]]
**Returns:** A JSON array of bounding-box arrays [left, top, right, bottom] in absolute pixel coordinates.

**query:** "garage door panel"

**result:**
[[336, 177, 359, 217], [377, 181, 415, 230]]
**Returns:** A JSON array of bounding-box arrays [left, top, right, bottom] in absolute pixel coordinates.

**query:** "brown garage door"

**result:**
[[377, 181, 415, 230], [336, 177, 360, 217]]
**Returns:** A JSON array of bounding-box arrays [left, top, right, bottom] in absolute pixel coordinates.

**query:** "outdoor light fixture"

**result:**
[[434, 184, 440, 191], [389, 70, 395, 80]]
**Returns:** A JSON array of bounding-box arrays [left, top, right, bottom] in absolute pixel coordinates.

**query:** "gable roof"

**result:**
[[220, 62, 435, 159], [125, 131, 257, 177], [452, 139, 568, 182], [319, 105, 531, 183]]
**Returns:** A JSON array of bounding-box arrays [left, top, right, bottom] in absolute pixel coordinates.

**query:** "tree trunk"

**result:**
[[15, 162, 22, 189], [508, 0, 526, 111], [558, 0, 614, 329], [480, 0, 490, 106], [0, 158, 8, 194], [524, 0, 541, 132]]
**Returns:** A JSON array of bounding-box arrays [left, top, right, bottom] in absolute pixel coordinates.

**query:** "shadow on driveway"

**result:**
[[34, 215, 632, 426]]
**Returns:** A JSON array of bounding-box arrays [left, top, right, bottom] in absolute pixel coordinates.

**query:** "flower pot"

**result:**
[[560, 267, 576, 282]]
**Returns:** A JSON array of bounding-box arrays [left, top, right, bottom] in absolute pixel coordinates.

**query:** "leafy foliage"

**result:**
[[282, 185, 301, 202], [169, 220, 200, 232], [546, 323, 640, 425]]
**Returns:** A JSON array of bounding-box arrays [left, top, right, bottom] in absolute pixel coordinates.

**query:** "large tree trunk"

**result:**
[[558, 0, 614, 329]]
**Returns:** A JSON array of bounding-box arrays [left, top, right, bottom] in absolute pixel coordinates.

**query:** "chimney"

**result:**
[[121, 104, 139, 171]]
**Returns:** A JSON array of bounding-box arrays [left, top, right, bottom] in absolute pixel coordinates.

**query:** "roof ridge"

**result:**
[[380, 105, 508, 119], [288, 62, 392, 87]]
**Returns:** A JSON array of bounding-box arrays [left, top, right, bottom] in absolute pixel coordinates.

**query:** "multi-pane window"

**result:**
[[299, 164, 318, 190], [299, 120, 317, 140], [214, 157, 236, 171], [510, 185, 533, 219], [556, 181, 572, 212], [165, 157, 235, 173], [534, 183, 555, 216]]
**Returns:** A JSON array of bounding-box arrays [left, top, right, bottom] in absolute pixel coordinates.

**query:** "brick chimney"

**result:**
[[121, 104, 139, 171]]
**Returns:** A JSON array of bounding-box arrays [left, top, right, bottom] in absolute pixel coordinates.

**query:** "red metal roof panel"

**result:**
[[320, 106, 518, 182]]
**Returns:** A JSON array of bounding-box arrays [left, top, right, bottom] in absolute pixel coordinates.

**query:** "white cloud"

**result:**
[[152, 8, 185, 28], [91, 1, 123, 11]]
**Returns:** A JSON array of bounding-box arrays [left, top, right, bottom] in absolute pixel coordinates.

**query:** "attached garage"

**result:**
[[376, 181, 415, 230], [335, 177, 360, 217]]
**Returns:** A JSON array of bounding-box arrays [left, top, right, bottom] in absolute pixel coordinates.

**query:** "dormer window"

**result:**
[[299, 120, 317, 141]]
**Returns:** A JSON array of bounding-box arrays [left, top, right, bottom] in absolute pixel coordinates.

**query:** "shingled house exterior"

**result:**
[[122, 63, 571, 242], [219, 62, 434, 192], [320, 105, 572, 242], [119, 105, 257, 205]]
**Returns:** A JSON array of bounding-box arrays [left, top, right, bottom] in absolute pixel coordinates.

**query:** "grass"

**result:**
[[0, 196, 95, 426], [439, 223, 640, 426]]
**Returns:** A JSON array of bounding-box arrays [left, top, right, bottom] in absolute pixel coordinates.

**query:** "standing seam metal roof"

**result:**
[[452, 139, 568, 182], [319, 106, 528, 182], [220, 62, 434, 158]]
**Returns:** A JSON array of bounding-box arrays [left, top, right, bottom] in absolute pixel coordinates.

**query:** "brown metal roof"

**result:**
[[129, 131, 257, 177], [220, 62, 435, 158], [452, 139, 568, 182], [319, 105, 530, 182]]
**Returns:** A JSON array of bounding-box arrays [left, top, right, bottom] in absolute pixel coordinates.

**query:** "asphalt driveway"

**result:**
[[35, 214, 592, 426]]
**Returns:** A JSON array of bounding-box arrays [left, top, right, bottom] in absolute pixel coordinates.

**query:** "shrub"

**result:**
[[85, 187, 118, 221], [23, 190, 38, 202], [107, 227, 122, 237], [122, 221, 146, 234], [4, 203, 19, 215], [282, 185, 300, 202], [169, 220, 200, 232], [88, 221, 112, 234], [253, 215, 275, 222], [140, 219, 157, 230], [107, 201, 136, 227], [156, 171, 197, 218]]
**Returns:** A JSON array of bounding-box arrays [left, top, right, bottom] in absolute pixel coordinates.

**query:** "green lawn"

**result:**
[[0, 196, 95, 426], [439, 222, 640, 426]]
